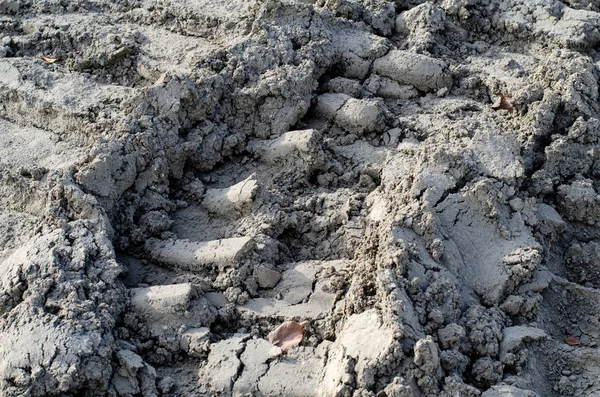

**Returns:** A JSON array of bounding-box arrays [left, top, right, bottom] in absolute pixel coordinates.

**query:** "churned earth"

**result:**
[[1, 0, 600, 396]]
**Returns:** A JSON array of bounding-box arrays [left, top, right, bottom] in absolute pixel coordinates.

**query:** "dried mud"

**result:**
[[2, 0, 600, 396]]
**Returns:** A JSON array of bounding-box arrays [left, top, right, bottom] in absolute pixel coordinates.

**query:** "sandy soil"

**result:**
[[2, 0, 600, 396]]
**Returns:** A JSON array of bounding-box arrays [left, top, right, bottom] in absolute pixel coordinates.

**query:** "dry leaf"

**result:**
[[267, 320, 307, 353], [152, 72, 167, 87], [491, 96, 514, 113], [40, 57, 58, 64], [565, 336, 581, 346]]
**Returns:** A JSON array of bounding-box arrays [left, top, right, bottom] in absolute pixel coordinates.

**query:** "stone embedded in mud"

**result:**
[[146, 236, 254, 271], [373, 50, 452, 92]]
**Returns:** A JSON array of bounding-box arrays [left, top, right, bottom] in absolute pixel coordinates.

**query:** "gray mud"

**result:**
[[1, 0, 600, 396]]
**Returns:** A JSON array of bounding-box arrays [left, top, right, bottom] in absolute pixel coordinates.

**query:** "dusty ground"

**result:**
[[1, 0, 600, 396]]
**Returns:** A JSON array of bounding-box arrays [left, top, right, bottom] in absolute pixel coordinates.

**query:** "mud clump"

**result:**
[[2, 0, 600, 396]]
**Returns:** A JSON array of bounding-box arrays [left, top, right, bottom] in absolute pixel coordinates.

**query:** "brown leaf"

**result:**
[[491, 96, 514, 113], [40, 57, 58, 63], [565, 336, 581, 346], [267, 320, 307, 353]]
